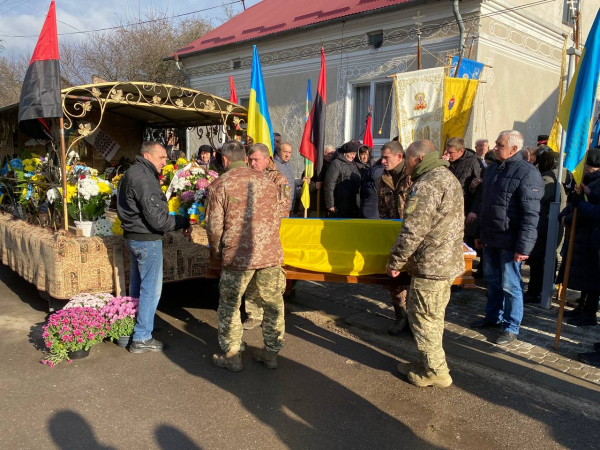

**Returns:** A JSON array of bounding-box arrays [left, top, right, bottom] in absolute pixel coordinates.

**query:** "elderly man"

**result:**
[[387, 140, 464, 387], [274, 142, 302, 215], [472, 130, 543, 345], [117, 141, 191, 353], [475, 139, 489, 167], [206, 140, 286, 372], [243, 143, 291, 330], [378, 140, 412, 335]]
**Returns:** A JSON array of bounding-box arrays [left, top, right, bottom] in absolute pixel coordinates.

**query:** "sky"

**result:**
[[0, 0, 262, 58]]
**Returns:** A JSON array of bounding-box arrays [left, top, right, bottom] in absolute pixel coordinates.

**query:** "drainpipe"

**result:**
[[452, 0, 465, 57], [173, 55, 192, 159]]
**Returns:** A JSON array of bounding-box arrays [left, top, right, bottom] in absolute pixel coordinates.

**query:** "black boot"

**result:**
[[388, 304, 408, 336]]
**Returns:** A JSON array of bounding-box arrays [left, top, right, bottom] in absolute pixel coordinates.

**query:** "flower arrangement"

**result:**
[[93, 216, 114, 236], [100, 296, 139, 340], [163, 163, 217, 225], [42, 307, 108, 366], [111, 216, 124, 235], [65, 172, 113, 222], [64, 292, 114, 310]]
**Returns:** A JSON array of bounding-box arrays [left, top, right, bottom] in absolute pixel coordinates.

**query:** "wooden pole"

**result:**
[[417, 31, 422, 70], [59, 118, 69, 232], [303, 179, 309, 218], [468, 37, 475, 59], [554, 210, 577, 349]]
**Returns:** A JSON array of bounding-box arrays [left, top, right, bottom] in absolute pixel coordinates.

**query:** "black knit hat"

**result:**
[[339, 141, 359, 154], [586, 147, 600, 168]]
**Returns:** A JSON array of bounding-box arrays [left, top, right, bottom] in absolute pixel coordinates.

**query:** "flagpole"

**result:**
[[59, 118, 69, 232]]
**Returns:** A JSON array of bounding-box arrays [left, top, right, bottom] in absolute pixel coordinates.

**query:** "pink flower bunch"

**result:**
[[64, 292, 113, 310], [196, 178, 210, 190], [100, 296, 139, 323], [180, 190, 195, 203], [207, 170, 219, 180], [42, 307, 108, 367]]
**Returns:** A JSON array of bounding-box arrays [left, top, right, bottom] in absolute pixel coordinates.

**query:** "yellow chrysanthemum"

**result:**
[[168, 197, 181, 213], [22, 159, 33, 166], [24, 165, 35, 172], [198, 206, 206, 213], [98, 182, 112, 195], [176, 157, 188, 167], [66, 184, 77, 203], [161, 185, 168, 193], [163, 164, 174, 174], [111, 217, 123, 235]]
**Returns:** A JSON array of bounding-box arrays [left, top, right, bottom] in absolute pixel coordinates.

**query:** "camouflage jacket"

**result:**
[[389, 158, 465, 280], [206, 161, 284, 271], [377, 162, 412, 219], [265, 160, 292, 218]]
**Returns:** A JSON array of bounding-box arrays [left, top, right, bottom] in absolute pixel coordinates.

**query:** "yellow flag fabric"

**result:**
[[557, 48, 586, 130], [300, 181, 310, 211], [547, 35, 569, 152], [441, 77, 479, 148], [280, 218, 403, 276]]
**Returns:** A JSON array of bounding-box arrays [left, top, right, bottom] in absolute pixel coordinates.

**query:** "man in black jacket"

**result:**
[[472, 131, 543, 345], [444, 137, 482, 247], [117, 141, 191, 353]]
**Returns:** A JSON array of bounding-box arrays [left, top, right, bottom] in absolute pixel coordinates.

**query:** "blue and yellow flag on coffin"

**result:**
[[558, 9, 600, 184], [247, 45, 274, 155]]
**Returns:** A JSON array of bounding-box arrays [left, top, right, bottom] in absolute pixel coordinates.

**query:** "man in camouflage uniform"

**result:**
[[242, 143, 291, 330], [206, 140, 286, 372], [387, 140, 464, 388], [378, 140, 412, 336]]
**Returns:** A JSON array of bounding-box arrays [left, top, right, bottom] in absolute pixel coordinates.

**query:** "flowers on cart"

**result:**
[[65, 173, 113, 222], [163, 162, 217, 222], [64, 292, 114, 310], [42, 307, 108, 367], [93, 216, 114, 236], [100, 296, 139, 340]]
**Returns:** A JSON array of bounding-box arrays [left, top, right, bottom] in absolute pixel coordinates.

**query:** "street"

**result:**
[[1, 265, 599, 450]]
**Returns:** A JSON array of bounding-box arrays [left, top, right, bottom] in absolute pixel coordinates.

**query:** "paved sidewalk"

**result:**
[[289, 267, 600, 402]]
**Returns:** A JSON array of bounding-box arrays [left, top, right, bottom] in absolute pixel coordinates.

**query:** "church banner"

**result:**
[[393, 67, 444, 150], [441, 76, 479, 148]]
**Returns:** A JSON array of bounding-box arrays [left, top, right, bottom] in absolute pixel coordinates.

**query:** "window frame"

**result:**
[[345, 78, 393, 148]]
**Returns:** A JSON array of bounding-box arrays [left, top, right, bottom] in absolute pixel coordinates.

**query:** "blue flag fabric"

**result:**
[[450, 56, 484, 80], [247, 45, 275, 154], [563, 10, 600, 183]]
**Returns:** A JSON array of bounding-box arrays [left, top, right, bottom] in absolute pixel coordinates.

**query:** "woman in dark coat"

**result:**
[[354, 145, 376, 176], [325, 141, 361, 218], [524, 151, 565, 303], [557, 155, 600, 326]]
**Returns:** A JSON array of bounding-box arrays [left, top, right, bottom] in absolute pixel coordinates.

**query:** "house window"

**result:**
[[239, 97, 249, 110], [350, 80, 392, 144], [368, 31, 384, 49], [231, 59, 242, 69], [562, 0, 575, 25]]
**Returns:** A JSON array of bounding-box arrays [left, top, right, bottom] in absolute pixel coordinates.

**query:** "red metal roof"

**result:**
[[174, 0, 415, 58]]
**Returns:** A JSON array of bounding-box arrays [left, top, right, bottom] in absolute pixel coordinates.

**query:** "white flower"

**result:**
[[190, 167, 205, 176], [170, 176, 187, 192], [46, 188, 60, 204], [78, 177, 100, 200]]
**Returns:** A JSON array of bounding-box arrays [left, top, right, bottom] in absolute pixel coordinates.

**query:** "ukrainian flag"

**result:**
[[559, 10, 600, 184], [247, 45, 274, 155]]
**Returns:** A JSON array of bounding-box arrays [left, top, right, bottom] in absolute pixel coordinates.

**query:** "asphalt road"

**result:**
[[1, 265, 599, 450]]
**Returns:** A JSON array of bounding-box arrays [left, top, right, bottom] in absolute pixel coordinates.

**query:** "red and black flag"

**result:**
[[363, 112, 373, 148], [299, 47, 326, 175], [18, 1, 61, 140]]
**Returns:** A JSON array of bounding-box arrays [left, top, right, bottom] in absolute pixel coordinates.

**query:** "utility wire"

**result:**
[[0, 0, 243, 37]]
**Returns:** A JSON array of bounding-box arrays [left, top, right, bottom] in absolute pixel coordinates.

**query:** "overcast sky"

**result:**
[[0, 0, 261, 58]]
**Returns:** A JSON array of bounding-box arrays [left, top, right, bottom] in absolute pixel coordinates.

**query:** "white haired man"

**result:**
[[472, 130, 544, 345]]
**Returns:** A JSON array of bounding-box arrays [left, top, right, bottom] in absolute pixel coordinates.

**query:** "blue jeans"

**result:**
[[482, 246, 524, 335], [126, 239, 163, 342]]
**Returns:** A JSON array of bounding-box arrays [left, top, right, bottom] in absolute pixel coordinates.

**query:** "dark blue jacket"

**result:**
[[477, 151, 544, 255], [360, 163, 384, 219], [565, 174, 600, 250]]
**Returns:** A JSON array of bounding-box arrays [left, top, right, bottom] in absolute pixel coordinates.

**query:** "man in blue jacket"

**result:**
[[117, 141, 191, 353], [472, 130, 544, 345], [274, 142, 302, 215]]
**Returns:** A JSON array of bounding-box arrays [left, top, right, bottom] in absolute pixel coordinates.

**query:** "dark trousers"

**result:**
[[527, 256, 556, 297]]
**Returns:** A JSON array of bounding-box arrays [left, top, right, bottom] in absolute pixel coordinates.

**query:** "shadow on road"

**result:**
[[48, 410, 117, 450], [155, 424, 203, 450]]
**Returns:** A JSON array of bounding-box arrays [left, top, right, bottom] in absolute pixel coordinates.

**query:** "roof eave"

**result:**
[[165, 0, 426, 62]]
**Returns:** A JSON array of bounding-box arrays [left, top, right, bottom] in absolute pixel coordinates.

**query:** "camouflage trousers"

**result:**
[[245, 277, 264, 321], [407, 276, 453, 375], [218, 266, 286, 354]]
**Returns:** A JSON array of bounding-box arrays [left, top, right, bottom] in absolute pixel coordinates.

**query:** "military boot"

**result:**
[[253, 347, 278, 369], [407, 366, 453, 388], [212, 351, 243, 372], [388, 304, 408, 336]]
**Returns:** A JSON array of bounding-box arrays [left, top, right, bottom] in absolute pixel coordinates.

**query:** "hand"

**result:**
[[302, 177, 310, 183], [469, 178, 482, 190], [582, 183, 590, 196], [465, 212, 477, 224], [441, 154, 450, 161], [328, 207, 336, 213], [182, 227, 192, 238], [386, 264, 400, 278], [570, 191, 585, 207], [316, 182, 323, 190], [474, 238, 483, 249], [514, 252, 529, 263]]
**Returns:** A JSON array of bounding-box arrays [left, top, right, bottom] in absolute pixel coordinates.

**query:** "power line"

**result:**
[[0, 0, 243, 38]]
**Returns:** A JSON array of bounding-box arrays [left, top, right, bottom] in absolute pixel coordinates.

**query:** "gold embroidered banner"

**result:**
[[441, 77, 479, 149], [393, 67, 444, 150]]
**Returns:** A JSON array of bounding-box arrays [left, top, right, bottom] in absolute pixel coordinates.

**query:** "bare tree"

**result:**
[[59, 6, 213, 85], [0, 53, 28, 107]]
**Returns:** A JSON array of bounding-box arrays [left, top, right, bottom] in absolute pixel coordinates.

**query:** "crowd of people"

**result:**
[[115, 131, 600, 389]]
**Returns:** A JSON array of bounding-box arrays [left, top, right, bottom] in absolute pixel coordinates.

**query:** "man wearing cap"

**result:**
[[472, 130, 544, 345], [324, 141, 362, 217]]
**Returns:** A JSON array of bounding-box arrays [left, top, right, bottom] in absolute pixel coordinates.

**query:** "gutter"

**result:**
[[173, 55, 191, 88], [162, 0, 429, 62], [451, 0, 465, 56]]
